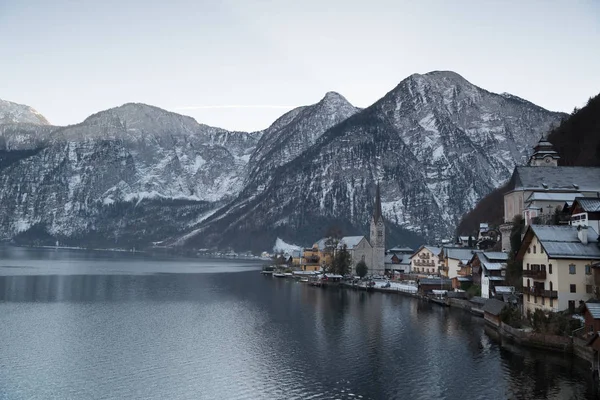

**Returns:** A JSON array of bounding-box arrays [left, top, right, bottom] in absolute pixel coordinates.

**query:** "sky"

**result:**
[[1, 0, 599, 131]]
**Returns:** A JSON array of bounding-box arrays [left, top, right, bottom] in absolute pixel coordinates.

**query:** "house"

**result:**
[[480, 252, 508, 299], [477, 223, 499, 250], [517, 224, 600, 314], [385, 246, 414, 274], [500, 138, 600, 251], [583, 301, 600, 336], [453, 260, 473, 290], [570, 197, 600, 235], [301, 247, 321, 271], [441, 248, 474, 279], [418, 278, 452, 295], [482, 298, 507, 328], [410, 245, 442, 275]]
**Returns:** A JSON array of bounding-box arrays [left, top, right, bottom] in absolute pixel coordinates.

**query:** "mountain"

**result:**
[[0, 73, 568, 251], [0, 99, 49, 125], [0, 103, 261, 246], [175, 71, 565, 251], [457, 91, 600, 235]]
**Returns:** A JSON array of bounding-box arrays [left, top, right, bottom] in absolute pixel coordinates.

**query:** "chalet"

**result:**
[[517, 224, 600, 314], [482, 298, 507, 328], [385, 246, 413, 274], [441, 248, 474, 279], [570, 197, 600, 235], [301, 247, 321, 271], [410, 245, 442, 275]]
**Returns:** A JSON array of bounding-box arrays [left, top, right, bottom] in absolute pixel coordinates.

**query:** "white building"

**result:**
[[518, 224, 600, 314], [410, 245, 442, 275]]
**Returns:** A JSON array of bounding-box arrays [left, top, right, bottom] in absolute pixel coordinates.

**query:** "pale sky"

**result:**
[[1, 0, 599, 131]]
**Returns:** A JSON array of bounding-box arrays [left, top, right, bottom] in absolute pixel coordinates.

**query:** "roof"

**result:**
[[510, 166, 600, 192], [488, 276, 506, 281], [470, 296, 487, 305], [573, 197, 600, 213], [482, 261, 505, 271], [445, 248, 474, 261], [389, 246, 414, 253], [529, 225, 600, 260], [410, 245, 441, 259], [339, 236, 367, 249], [373, 183, 383, 223], [419, 278, 452, 286], [482, 298, 507, 316], [494, 286, 514, 294], [586, 302, 600, 319], [457, 276, 473, 281], [525, 192, 581, 203], [483, 252, 509, 261], [400, 254, 411, 265]]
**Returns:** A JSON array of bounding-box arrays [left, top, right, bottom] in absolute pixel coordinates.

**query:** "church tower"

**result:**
[[370, 183, 386, 275], [528, 137, 560, 166]]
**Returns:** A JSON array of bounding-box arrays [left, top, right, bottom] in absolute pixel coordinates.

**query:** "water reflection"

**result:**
[[0, 262, 599, 399]]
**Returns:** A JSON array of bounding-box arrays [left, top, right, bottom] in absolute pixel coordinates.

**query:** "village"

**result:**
[[262, 138, 600, 371]]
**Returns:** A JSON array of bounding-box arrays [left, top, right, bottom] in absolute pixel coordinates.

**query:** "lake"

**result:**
[[0, 246, 598, 399]]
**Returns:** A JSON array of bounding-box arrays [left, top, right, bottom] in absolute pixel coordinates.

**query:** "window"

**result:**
[[528, 247, 531, 254], [527, 293, 530, 302], [569, 264, 576, 274], [586, 265, 591, 275], [533, 245, 536, 254], [569, 300, 576, 313], [587, 285, 593, 294], [549, 264, 552, 274], [361, 255, 365, 262], [570, 284, 576, 293], [541, 247, 544, 254], [527, 263, 530, 270], [550, 298, 553, 307]]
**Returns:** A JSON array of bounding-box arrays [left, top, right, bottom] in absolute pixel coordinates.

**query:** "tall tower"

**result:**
[[370, 183, 386, 275], [528, 137, 560, 167]]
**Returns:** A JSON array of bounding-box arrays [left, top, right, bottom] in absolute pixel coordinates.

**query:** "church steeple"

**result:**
[[528, 137, 559, 167], [373, 183, 383, 223]]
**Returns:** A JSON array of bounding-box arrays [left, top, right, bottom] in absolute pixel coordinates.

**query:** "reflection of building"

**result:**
[[517, 224, 600, 314]]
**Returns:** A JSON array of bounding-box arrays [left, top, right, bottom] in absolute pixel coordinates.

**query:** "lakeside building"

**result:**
[[517, 224, 600, 314], [570, 197, 600, 235], [410, 245, 442, 275], [500, 138, 600, 251], [441, 248, 474, 279]]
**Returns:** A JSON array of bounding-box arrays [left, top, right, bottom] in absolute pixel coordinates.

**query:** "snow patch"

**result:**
[[273, 238, 302, 254]]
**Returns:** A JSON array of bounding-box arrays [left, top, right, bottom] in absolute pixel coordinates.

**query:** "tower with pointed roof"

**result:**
[[369, 183, 386, 275], [528, 137, 560, 167]]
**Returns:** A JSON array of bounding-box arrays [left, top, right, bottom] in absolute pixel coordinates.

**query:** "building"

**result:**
[[517, 224, 600, 314], [441, 248, 474, 279], [570, 197, 600, 234], [410, 246, 442, 275], [500, 138, 600, 251], [370, 184, 386, 275], [583, 301, 600, 336], [483, 298, 508, 328], [339, 236, 372, 271]]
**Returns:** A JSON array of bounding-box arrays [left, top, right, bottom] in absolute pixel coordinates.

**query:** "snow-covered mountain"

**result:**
[[0, 99, 49, 125], [176, 71, 565, 251], [0, 72, 566, 251], [0, 103, 261, 245]]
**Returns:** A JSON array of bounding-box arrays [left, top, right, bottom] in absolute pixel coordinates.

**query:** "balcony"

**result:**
[[523, 269, 546, 280], [528, 287, 558, 298]]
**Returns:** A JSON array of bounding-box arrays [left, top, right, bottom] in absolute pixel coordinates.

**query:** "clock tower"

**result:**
[[370, 183, 386, 275], [528, 137, 559, 167]]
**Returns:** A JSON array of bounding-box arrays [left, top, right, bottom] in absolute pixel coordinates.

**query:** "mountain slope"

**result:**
[[177, 71, 565, 251], [0, 99, 49, 125], [0, 103, 261, 243]]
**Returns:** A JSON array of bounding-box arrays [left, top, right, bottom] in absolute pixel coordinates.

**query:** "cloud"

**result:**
[[173, 105, 296, 110]]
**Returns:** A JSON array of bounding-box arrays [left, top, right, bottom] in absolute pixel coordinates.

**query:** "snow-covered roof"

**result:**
[[339, 236, 366, 249], [445, 248, 474, 261], [483, 261, 505, 271], [388, 246, 414, 253], [574, 197, 600, 213], [525, 192, 581, 203], [529, 225, 600, 260], [494, 286, 514, 294], [586, 302, 600, 319], [423, 246, 441, 255], [400, 254, 411, 265], [482, 252, 509, 261], [511, 166, 600, 192]]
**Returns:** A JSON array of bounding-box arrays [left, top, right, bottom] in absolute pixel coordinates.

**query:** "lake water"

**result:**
[[0, 246, 598, 399]]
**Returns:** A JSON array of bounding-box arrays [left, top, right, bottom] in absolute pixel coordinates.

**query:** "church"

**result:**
[[334, 184, 386, 275]]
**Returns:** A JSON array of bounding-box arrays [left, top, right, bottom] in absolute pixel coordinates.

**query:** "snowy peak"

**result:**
[[0, 98, 49, 125]]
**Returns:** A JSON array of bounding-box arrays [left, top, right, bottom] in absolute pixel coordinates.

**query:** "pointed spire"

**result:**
[[373, 183, 383, 223]]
